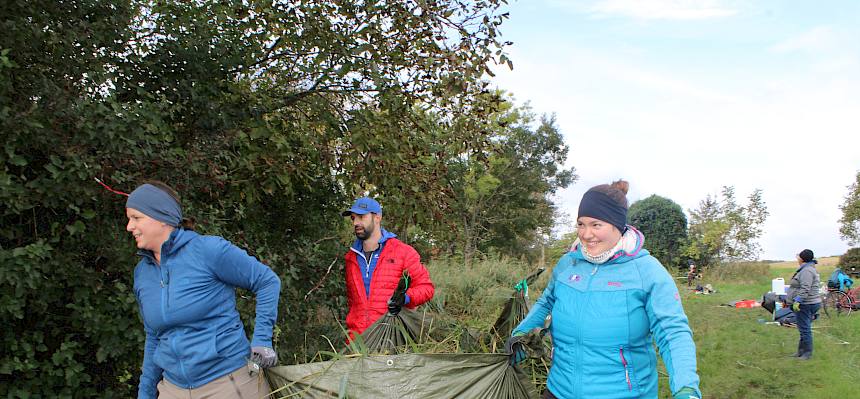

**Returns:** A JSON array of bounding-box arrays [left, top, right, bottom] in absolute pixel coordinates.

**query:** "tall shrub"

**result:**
[[629, 195, 687, 269]]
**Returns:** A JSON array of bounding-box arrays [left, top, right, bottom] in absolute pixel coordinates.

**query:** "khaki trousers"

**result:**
[[157, 365, 272, 399]]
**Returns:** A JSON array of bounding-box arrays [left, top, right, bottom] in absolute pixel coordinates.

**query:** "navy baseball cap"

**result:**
[[341, 197, 382, 216]]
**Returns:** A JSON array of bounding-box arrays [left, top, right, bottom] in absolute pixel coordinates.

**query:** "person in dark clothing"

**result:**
[[786, 249, 822, 360]]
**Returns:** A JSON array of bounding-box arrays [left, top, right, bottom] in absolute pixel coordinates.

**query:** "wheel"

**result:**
[[823, 291, 853, 317]]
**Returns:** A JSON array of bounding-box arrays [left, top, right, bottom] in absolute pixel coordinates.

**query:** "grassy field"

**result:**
[[678, 257, 860, 398], [424, 256, 860, 398]]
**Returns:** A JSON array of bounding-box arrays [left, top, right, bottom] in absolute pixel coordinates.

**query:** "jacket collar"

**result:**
[[569, 225, 647, 265], [137, 228, 196, 264], [351, 228, 397, 252]]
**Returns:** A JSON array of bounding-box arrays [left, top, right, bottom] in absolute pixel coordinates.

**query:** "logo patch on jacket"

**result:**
[[569, 274, 581, 282], [607, 281, 622, 287]]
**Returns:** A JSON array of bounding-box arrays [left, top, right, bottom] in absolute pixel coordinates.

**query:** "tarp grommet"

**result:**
[[386, 359, 394, 366]]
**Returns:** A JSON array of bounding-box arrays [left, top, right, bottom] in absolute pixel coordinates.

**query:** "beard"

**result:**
[[354, 224, 375, 240]]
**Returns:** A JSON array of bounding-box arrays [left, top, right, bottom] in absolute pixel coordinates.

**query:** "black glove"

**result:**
[[387, 292, 406, 315], [505, 334, 527, 365], [388, 272, 410, 315]]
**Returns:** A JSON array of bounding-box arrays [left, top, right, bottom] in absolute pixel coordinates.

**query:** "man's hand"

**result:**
[[792, 301, 801, 312], [505, 334, 527, 365], [388, 272, 410, 315], [387, 294, 405, 315], [673, 386, 701, 399], [250, 346, 277, 368]]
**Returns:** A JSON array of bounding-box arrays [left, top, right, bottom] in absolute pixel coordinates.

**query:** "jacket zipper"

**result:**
[[578, 260, 597, 398], [619, 347, 632, 391], [350, 246, 383, 326]]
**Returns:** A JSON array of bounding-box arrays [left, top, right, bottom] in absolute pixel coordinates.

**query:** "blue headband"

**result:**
[[126, 184, 183, 226], [578, 189, 627, 233]]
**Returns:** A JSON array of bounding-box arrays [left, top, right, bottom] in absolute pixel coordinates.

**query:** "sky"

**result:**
[[491, 0, 860, 260]]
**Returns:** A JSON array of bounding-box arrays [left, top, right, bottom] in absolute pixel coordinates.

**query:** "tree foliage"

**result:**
[[683, 187, 769, 267], [0, 0, 559, 397], [839, 247, 860, 268], [441, 102, 575, 264], [838, 171, 860, 245], [629, 195, 687, 269]]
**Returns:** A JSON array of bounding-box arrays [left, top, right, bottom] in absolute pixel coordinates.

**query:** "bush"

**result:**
[[839, 248, 860, 267], [628, 195, 688, 269], [839, 248, 860, 277]]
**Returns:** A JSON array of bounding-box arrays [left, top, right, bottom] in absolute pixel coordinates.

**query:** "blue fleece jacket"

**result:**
[[133, 229, 280, 399], [514, 229, 699, 398]]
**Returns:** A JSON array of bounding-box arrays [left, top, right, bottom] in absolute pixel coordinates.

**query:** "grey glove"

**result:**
[[250, 346, 277, 368]]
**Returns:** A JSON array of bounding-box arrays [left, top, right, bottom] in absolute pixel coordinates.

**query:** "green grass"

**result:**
[[414, 256, 860, 398], [680, 257, 860, 398]]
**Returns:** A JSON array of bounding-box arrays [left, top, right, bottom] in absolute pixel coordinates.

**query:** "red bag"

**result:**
[[733, 299, 759, 308]]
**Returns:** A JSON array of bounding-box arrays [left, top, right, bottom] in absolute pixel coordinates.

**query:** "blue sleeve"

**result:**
[[643, 259, 700, 396], [208, 237, 282, 348], [512, 259, 561, 336], [137, 326, 161, 399]]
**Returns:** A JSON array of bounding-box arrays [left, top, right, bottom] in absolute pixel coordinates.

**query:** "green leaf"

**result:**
[[9, 155, 27, 166], [65, 220, 86, 236]]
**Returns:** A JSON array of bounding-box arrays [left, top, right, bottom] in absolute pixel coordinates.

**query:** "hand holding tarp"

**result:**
[[505, 334, 527, 365], [387, 296, 405, 315], [251, 346, 277, 368], [673, 386, 701, 399], [388, 271, 410, 315], [791, 301, 801, 312]]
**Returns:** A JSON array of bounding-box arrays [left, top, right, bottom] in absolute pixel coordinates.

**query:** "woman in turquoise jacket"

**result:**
[[126, 182, 281, 399], [507, 180, 700, 399]]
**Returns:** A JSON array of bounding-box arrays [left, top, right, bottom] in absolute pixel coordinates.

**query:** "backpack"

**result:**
[[827, 268, 854, 291]]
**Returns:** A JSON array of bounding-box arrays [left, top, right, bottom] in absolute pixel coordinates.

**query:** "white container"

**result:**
[[771, 278, 786, 295]]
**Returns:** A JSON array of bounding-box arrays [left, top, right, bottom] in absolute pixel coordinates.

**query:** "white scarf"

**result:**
[[573, 227, 642, 265]]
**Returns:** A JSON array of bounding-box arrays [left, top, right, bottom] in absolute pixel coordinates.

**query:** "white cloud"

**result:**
[[589, 0, 738, 20], [770, 26, 841, 54], [494, 41, 860, 259], [492, 1, 860, 259]]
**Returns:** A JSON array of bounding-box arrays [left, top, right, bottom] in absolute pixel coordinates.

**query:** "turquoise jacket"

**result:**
[[133, 229, 280, 398], [514, 228, 699, 398]]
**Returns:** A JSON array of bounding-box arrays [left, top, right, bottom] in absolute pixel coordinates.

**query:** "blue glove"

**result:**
[[251, 346, 277, 368], [792, 301, 801, 312], [673, 386, 701, 399], [505, 334, 527, 365]]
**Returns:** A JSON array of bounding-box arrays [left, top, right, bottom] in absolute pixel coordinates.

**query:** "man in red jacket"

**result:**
[[341, 197, 435, 336]]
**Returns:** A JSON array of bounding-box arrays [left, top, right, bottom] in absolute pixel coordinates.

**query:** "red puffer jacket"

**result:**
[[345, 238, 435, 336]]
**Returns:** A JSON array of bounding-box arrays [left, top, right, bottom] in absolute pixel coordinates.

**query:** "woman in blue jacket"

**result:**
[[507, 180, 701, 399], [126, 182, 281, 399]]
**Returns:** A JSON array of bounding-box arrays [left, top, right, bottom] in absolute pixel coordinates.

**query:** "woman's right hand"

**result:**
[[251, 346, 278, 368], [505, 334, 527, 365]]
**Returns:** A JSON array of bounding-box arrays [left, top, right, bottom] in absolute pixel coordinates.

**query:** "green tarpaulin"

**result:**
[[265, 353, 538, 399], [357, 308, 432, 354], [491, 268, 545, 339]]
